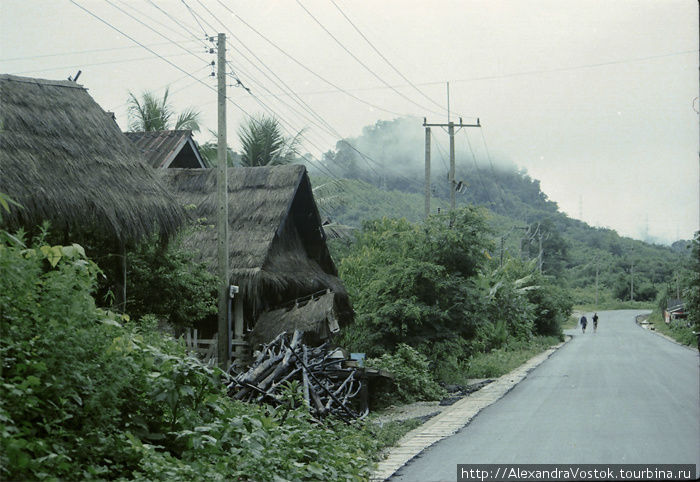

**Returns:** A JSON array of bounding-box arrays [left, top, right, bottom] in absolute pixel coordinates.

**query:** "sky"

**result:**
[[1, 0, 698, 244]]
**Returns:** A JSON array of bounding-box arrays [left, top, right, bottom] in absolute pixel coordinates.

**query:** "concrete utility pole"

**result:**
[[216, 33, 230, 371], [423, 117, 480, 212], [424, 127, 431, 219]]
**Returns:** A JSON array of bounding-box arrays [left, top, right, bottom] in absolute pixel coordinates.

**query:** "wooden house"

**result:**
[[163, 166, 352, 350]]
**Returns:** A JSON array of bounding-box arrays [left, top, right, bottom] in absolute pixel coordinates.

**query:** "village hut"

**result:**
[[125, 130, 206, 169], [163, 165, 352, 347], [0, 74, 183, 242]]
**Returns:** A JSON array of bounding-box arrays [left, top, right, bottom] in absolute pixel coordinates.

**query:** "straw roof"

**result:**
[[163, 166, 352, 323], [125, 130, 206, 169], [0, 74, 183, 242], [249, 291, 340, 348]]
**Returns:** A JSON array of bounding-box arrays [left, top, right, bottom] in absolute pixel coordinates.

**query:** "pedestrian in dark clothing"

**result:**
[[593, 313, 599, 332], [580, 315, 588, 333]]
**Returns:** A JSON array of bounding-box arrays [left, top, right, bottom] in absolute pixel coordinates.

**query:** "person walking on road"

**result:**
[[593, 313, 599, 332], [580, 315, 588, 333]]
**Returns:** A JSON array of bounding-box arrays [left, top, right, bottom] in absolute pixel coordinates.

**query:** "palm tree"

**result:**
[[127, 87, 201, 132], [238, 115, 303, 166], [198, 130, 238, 167]]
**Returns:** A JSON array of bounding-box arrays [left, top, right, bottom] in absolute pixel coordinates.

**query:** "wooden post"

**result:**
[[424, 126, 431, 219], [216, 33, 230, 371]]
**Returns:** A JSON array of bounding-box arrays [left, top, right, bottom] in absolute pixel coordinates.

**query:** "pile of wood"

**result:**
[[227, 330, 368, 421]]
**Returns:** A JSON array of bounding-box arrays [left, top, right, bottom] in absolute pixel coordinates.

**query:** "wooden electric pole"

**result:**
[[216, 33, 230, 371]]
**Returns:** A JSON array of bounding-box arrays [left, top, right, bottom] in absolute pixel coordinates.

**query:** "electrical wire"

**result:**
[[215, 0, 408, 118], [180, 0, 210, 39], [144, 0, 209, 49], [0, 38, 199, 63], [69, 0, 251, 120], [327, 0, 447, 114], [10, 51, 194, 76], [296, 0, 445, 117], [462, 128, 496, 208]]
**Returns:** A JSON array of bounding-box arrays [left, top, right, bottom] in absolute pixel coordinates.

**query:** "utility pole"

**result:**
[[538, 228, 543, 274], [424, 127, 431, 219], [630, 261, 635, 302], [216, 33, 230, 371], [595, 261, 599, 307], [423, 117, 480, 212]]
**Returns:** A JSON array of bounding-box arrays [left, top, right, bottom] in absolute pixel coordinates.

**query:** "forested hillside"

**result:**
[[310, 117, 692, 306]]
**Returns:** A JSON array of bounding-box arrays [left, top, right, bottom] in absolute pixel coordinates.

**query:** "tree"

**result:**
[[127, 87, 201, 132], [238, 115, 303, 166], [197, 130, 238, 167]]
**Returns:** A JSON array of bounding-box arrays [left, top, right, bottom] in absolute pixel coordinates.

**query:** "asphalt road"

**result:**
[[390, 310, 700, 481]]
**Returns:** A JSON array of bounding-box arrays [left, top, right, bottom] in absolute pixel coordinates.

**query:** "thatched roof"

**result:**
[[249, 291, 340, 348], [125, 130, 206, 169], [163, 165, 352, 323], [0, 74, 184, 242]]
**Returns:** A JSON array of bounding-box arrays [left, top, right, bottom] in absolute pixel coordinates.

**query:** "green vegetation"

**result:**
[[333, 208, 572, 397], [313, 116, 691, 310], [647, 310, 697, 347], [458, 336, 561, 380], [127, 87, 201, 133], [124, 233, 217, 331], [366, 344, 446, 407], [0, 229, 381, 481]]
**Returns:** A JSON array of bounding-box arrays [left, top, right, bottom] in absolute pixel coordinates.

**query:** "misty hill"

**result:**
[[309, 116, 690, 305]]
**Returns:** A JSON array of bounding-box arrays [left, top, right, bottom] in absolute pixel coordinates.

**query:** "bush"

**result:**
[[366, 344, 446, 407], [0, 231, 380, 480], [125, 233, 217, 330]]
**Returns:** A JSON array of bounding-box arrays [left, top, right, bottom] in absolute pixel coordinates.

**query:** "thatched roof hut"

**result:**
[[0, 74, 183, 242], [164, 165, 352, 344], [125, 130, 206, 169]]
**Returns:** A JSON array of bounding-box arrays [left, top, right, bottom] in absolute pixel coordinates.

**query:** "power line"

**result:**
[[185, 1, 347, 153], [327, 0, 447, 114], [216, 0, 408, 118], [10, 51, 195, 76], [214, 2, 424, 189], [144, 0, 209, 49], [0, 38, 199, 62], [180, 0, 210, 39], [462, 128, 496, 208], [192, 0, 336, 138], [296, 0, 444, 117], [105, 0, 209, 64], [69, 0, 251, 121]]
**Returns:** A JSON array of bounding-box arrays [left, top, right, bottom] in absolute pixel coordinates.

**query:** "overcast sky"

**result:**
[[1, 0, 698, 244]]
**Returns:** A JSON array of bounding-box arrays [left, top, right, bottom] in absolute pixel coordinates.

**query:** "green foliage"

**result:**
[[127, 87, 201, 132], [238, 114, 302, 167], [125, 233, 217, 329], [459, 336, 561, 380], [0, 231, 380, 480], [366, 344, 446, 406], [338, 210, 494, 356], [336, 210, 571, 387], [684, 232, 700, 332]]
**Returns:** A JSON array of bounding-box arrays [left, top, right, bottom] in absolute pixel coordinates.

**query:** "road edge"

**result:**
[[370, 336, 571, 481], [634, 313, 699, 352]]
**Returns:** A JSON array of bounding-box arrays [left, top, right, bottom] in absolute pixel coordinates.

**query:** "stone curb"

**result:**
[[369, 338, 570, 481]]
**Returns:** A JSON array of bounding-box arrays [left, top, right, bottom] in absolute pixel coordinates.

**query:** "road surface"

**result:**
[[390, 310, 700, 481]]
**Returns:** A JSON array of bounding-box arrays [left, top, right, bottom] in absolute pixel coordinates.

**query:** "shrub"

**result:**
[[0, 231, 380, 480], [366, 344, 446, 407]]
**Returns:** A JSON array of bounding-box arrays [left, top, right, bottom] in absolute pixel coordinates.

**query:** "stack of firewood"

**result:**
[[227, 330, 367, 421]]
